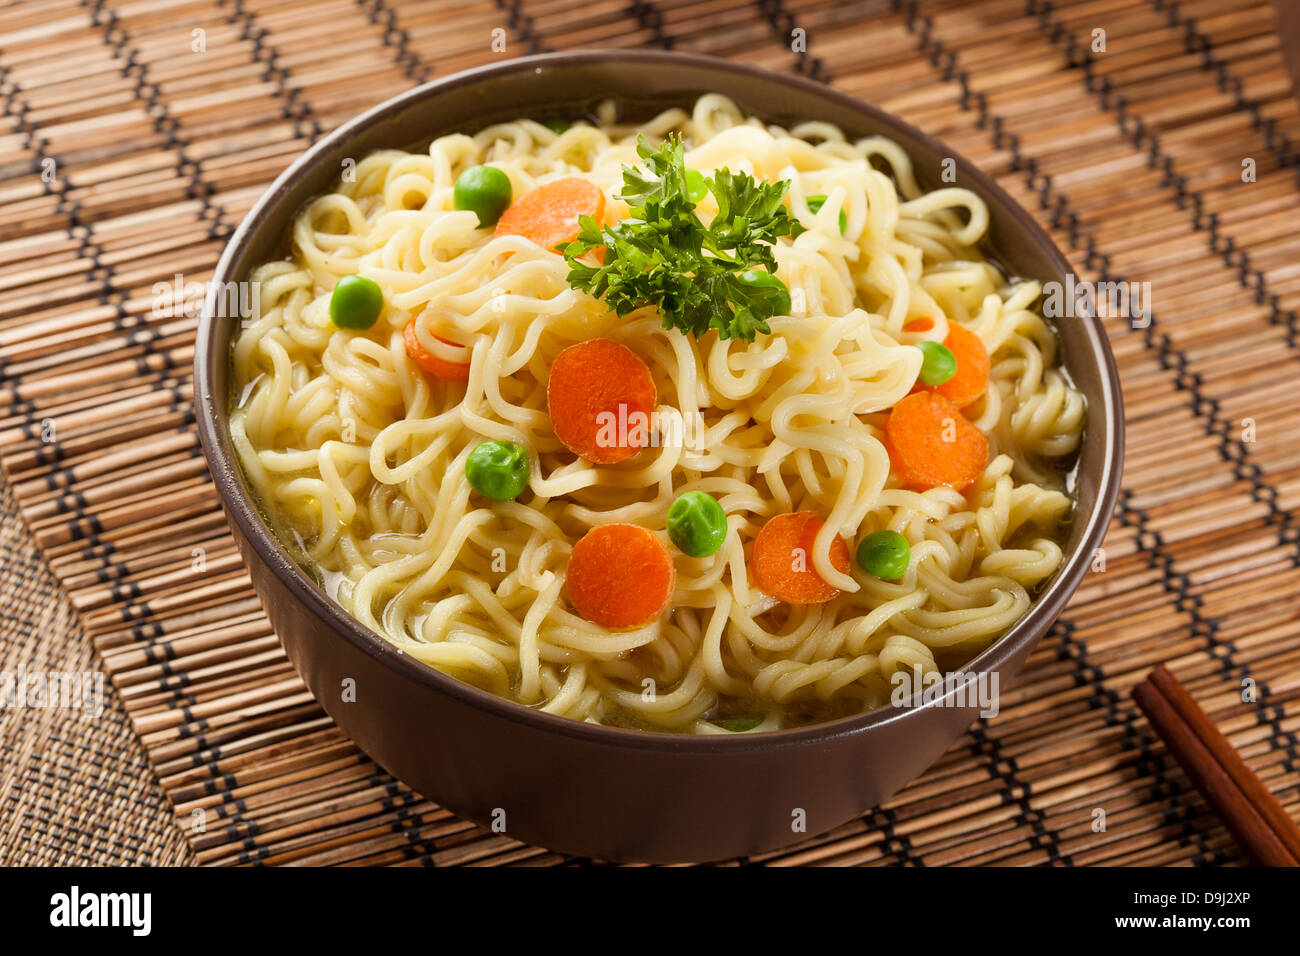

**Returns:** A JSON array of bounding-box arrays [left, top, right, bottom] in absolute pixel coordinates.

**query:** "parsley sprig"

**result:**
[[562, 135, 805, 343]]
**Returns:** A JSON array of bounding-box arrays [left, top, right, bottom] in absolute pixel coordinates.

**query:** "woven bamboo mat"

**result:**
[[3, 0, 1300, 867]]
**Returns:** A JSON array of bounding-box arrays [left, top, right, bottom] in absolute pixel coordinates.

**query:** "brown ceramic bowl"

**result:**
[[196, 50, 1123, 863]]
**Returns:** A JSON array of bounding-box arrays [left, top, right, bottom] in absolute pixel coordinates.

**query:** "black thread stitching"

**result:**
[[969, 720, 1067, 864], [626, 1, 671, 49], [493, 0, 547, 55], [755, 0, 829, 82], [365, 0, 432, 84]]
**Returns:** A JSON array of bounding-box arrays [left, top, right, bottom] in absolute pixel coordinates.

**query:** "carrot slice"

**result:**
[[567, 524, 675, 630], [885, 391, 988, 491], [547, 338, 656, 465], [495, 177, 605, 253], [751, 511, 850, 605], [404, 319, 470, 382], [909, 320, 990, 409]]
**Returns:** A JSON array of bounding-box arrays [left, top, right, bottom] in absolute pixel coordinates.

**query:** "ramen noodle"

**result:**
[[230, 94, 1084, 733]]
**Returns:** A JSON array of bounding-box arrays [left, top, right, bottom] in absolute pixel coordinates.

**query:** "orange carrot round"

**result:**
[[547, 338, 656, 465], [495, 177, 605, 253], [910, 320, 989, 409], [885, 391, 988, 491], [751, 511, 850, 605], [404, 319, 470, 382], [567, 523, 675, 630]]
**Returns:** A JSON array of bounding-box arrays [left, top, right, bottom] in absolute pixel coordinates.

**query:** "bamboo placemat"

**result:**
[[0, 477, 191, 865], [3, 0, 1299, 866]]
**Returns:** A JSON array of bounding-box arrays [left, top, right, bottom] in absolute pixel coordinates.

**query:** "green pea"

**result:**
[[856, 530, 911, 581], [716, 715, 762, 733], [329, 275, 384, 329], [544, 119, 570, 134], [466, 440, 530, 501], [916, 340, 957, 386], [806, 194, 848, 233], [738, 269, 792, 317], [666, 490, 727, 558], [453, 164, 513, 228], [685, 168, 709, 204]]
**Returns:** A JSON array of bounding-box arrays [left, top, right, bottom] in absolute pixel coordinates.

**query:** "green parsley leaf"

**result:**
[[562, 134, 805, 342]]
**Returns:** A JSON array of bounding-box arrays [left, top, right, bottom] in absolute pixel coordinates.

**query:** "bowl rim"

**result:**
[[195, 48, 1124, 754]]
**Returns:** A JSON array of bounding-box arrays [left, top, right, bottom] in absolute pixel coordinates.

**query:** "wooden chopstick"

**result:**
[[1132, 665, 1300, 867], [1149, 666, 1300, 862]]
